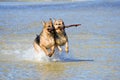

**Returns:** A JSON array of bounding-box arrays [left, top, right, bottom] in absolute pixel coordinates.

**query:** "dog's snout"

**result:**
[[51, 27, 54, 30], [57, 26, 64, 31], [47, 28, 51, 32], [58, 27, 61, 29], [47, 27, 54, 33], [50, 27, 54, 30]]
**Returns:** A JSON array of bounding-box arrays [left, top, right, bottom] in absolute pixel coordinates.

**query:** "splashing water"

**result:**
[[17, 47, 71, 62]]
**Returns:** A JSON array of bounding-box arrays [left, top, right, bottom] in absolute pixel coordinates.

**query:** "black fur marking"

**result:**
[[35, 34, 40, 45]]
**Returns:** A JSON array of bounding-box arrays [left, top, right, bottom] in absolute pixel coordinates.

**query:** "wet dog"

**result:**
[[53, 19, 69, 53], [53, 19, 81, 53], [33, 19, 55, 57]]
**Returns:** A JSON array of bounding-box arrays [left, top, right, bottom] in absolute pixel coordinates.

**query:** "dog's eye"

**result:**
[[58, 24, 61, 25], [48, 26, 50, 27]]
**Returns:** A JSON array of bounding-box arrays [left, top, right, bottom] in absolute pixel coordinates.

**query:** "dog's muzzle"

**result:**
[[56, 26, 64, 31], [47, 27, 54, 33]]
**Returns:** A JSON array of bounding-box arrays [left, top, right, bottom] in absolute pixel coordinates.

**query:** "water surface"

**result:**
[[0, 1, 120, 80]]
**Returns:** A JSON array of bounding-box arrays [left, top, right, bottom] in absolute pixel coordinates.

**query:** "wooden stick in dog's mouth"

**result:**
[[65, 24, 81, 28]]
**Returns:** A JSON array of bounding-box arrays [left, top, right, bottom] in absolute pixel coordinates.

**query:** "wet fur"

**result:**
[[33, 20, 55, 57], [53, 19, 69, 53]]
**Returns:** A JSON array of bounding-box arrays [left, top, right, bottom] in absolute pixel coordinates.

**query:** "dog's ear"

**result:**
[[59, 19, 63, 21], [42, 21, 46, 26], [49, 18, 53, 23], [53, 18, 56, 22]]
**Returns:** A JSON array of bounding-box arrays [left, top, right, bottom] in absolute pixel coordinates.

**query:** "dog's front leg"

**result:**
[[40, 45, 50, 57], [49, 46, 55, 57], [57, 46, 62, 52], [65, 41, 69, 53]]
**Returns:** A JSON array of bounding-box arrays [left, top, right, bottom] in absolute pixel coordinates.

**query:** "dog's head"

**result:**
[[53, 19, 65, 33], [42, 19, 54, 34]]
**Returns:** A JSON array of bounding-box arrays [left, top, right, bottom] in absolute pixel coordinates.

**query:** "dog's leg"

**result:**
[[40, 45, 50, 57], [57, 46, 62, 52], [65, 41, 69, 53], [49, 46, 55, 57], [33, 41, 41, 53]]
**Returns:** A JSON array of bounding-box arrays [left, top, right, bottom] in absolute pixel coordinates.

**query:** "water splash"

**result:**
[[19, 47, 71, 62], [0, 45, 72, 62]]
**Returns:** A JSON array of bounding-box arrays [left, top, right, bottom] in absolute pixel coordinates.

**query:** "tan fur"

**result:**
[[33, 19, 55, 57], [54, 19, 69, 53]]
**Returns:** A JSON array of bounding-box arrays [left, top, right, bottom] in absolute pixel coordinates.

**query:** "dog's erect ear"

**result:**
[[42, 21, 46, 26], [49, 18, 53, 23], [59, 19, 63, 22], [53, 18, 56, 22]]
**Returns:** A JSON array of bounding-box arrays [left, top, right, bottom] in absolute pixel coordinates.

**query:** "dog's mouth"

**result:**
[[47, 27, 54, 33], [56, 26, 64, 31]]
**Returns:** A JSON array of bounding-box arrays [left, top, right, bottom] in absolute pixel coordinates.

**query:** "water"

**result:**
[[0, 1, 120, 80]]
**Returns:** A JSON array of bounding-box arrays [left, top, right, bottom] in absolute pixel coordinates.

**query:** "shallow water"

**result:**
[[0, 1, 120, 80]]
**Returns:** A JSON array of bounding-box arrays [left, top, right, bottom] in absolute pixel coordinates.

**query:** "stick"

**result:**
[[65, 24, 81, 28]]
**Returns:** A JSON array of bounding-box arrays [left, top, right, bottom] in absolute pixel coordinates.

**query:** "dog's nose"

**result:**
[[47, 28, 51, 32], [51, 27, 54, 30], [58, 26, 64, 31], [60, 28, 64, 31], [48, 27, 54, 32]]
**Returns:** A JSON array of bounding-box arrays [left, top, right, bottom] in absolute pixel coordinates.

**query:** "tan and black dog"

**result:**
[[33, 19, 55, 57], [53, 19, 81, 53]]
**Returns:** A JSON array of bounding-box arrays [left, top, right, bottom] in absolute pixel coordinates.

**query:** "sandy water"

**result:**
[[0, 1, 120, 80]]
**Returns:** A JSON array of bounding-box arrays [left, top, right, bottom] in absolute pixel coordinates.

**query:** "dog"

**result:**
[[33, 19, 55, 57], [53, 19, 81, 53], [53, 19, 69, 53]]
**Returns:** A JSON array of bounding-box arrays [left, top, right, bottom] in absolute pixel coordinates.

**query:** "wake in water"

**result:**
[[18, 46, 72, 62]]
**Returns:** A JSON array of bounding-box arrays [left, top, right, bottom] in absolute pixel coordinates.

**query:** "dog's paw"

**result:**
[[65, 48, 69, 53], [57, 46, 62, 52], [59, 48, 62, 52], [47, 54, 52, 57], [48, 52, 54, 57], [66, 50, 69, 53]]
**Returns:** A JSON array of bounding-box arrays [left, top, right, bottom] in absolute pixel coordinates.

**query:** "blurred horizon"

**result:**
[[0, 0, 119, 2]]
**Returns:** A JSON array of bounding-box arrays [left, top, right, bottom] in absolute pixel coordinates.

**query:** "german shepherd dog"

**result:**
[[53, 19, 69, 53], [33, 19, 55, 57], [53, 19, 81, 53]]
